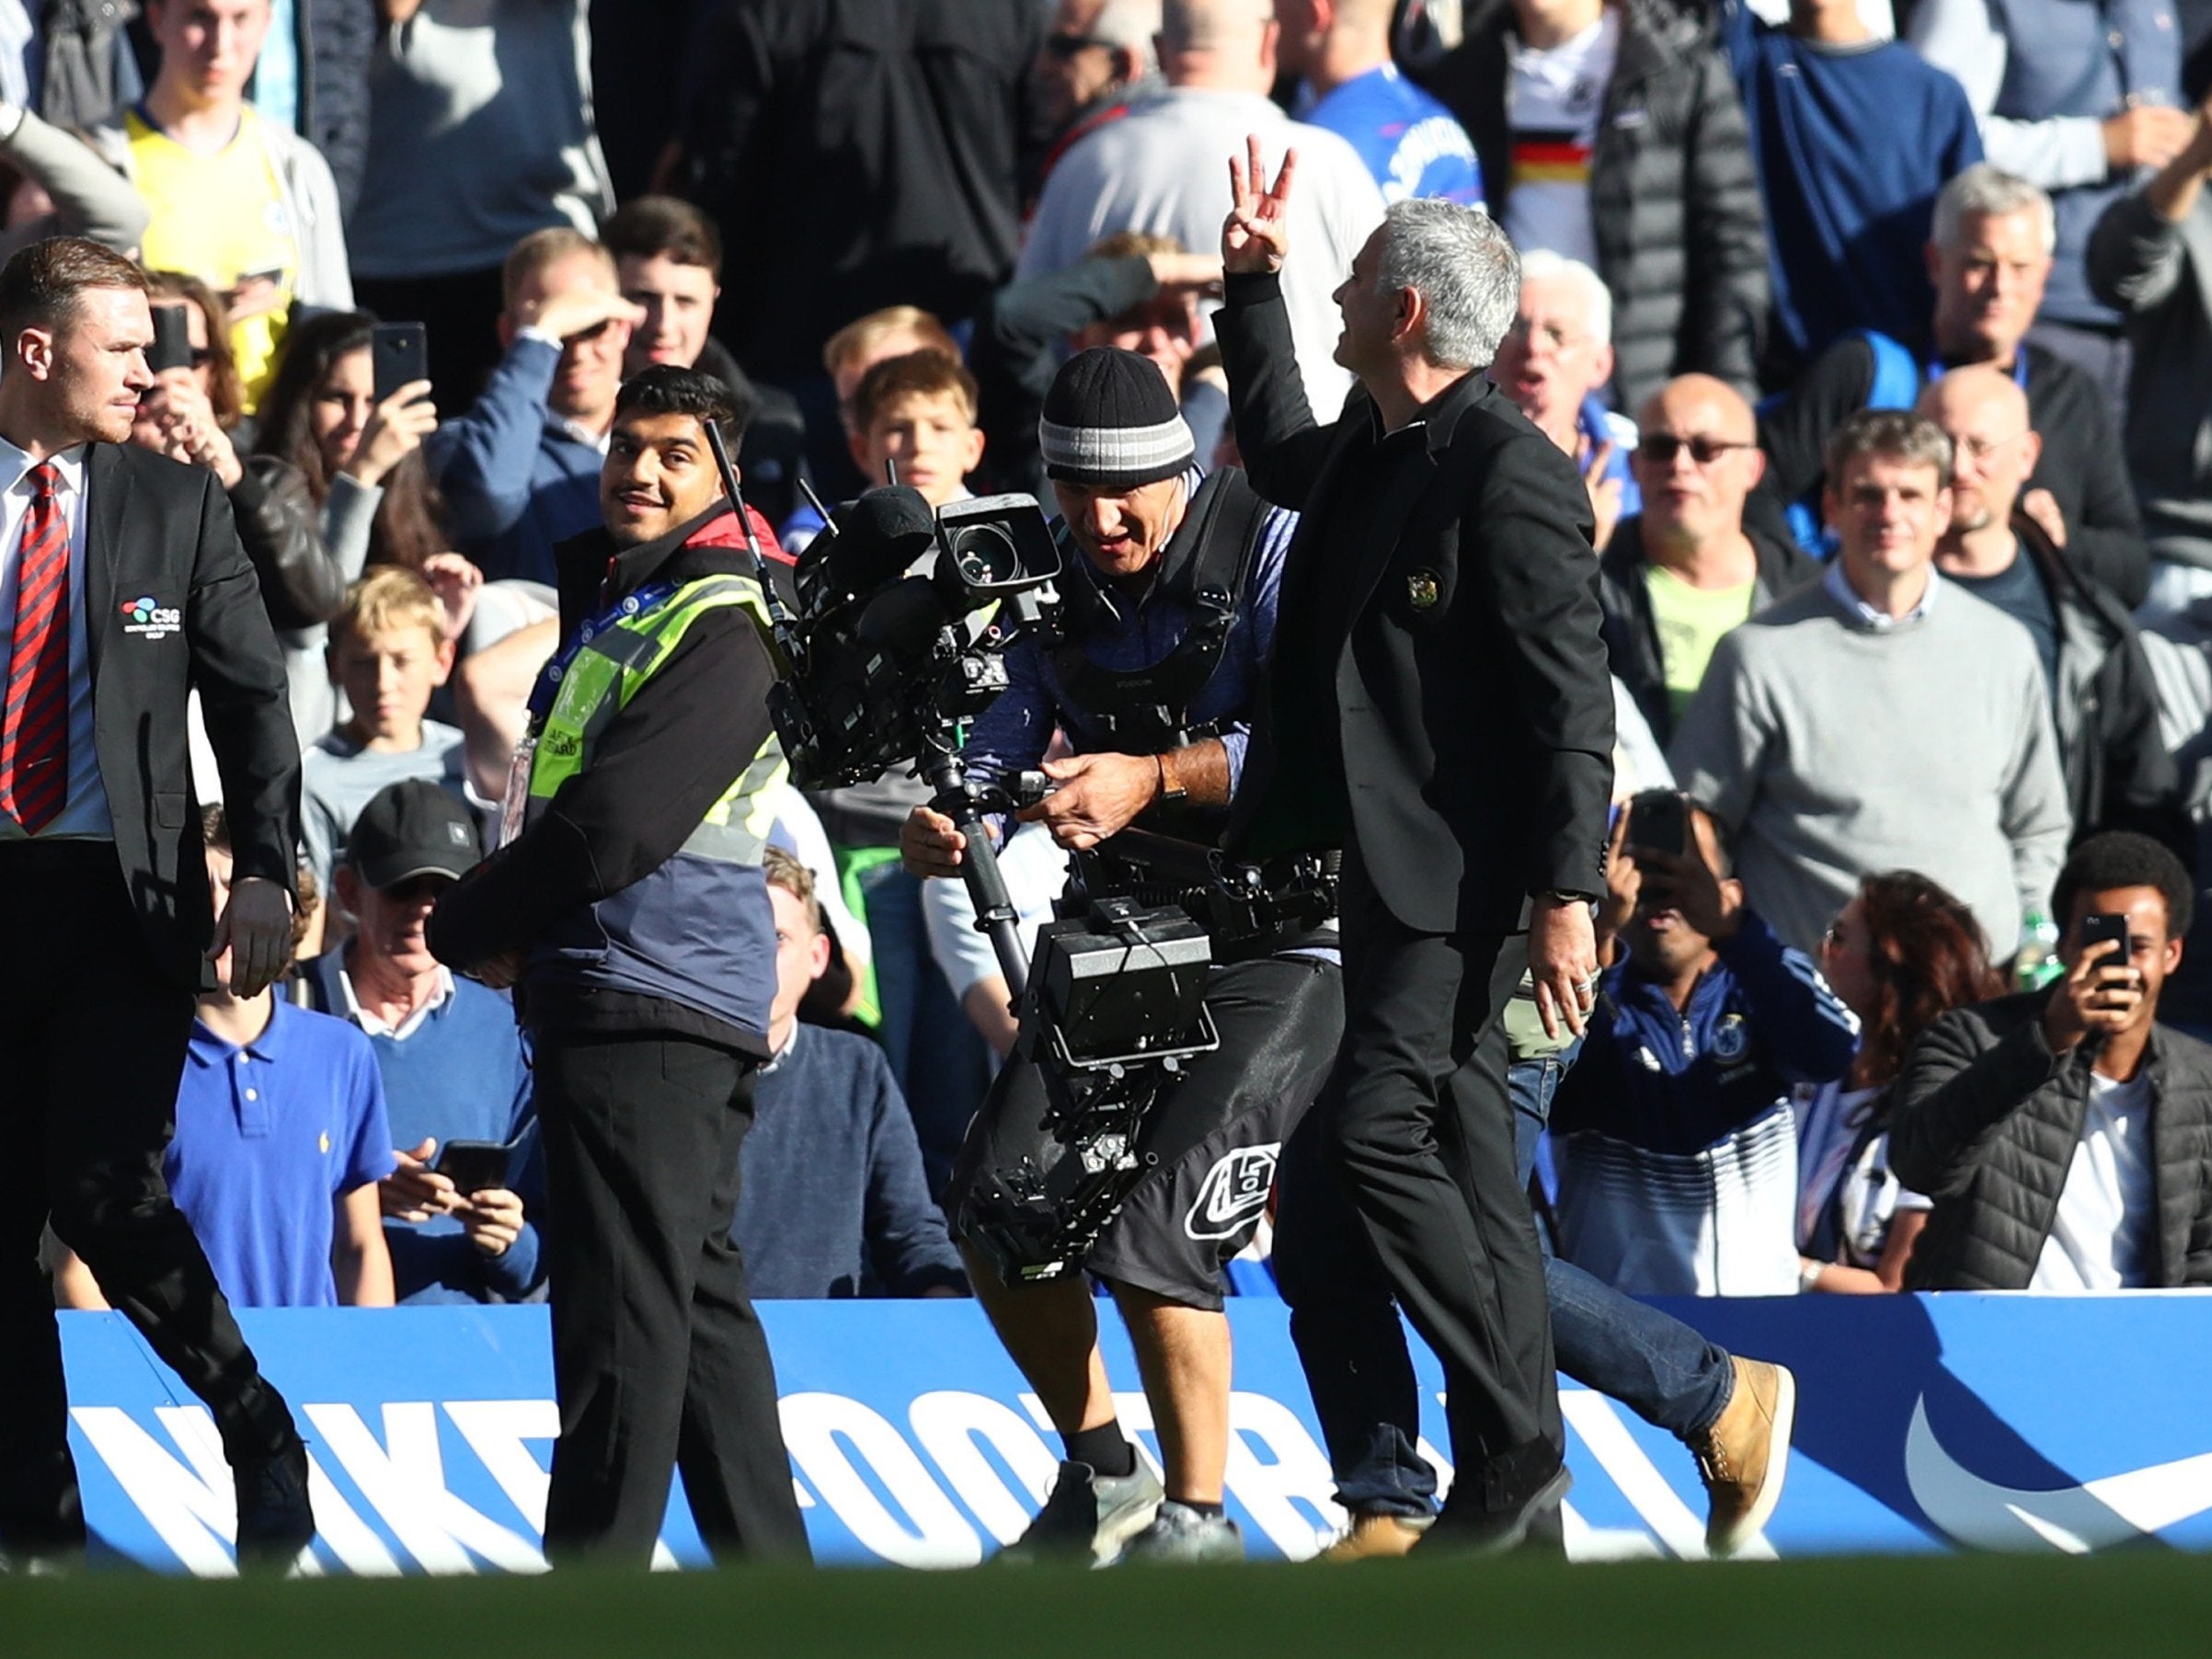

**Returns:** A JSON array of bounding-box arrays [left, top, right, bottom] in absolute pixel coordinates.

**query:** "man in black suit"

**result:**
[[1215, 143, 1614, 1549], [0, 238, 310, 1567]]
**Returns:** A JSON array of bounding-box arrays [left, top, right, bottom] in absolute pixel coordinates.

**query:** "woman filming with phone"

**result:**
[[253, 310, 478, 740]]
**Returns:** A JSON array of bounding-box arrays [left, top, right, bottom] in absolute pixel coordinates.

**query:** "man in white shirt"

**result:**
[[1019, 0, 1384, 413], [1890, 830, 2212, 1290]]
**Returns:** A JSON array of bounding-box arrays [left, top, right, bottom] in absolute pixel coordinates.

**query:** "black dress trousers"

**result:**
[[532, 1026, 810, 1565], [0, 842, 297, 1552], [1278, 848, 1563, 1507]]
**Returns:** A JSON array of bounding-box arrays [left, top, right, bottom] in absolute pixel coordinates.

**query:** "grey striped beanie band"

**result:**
[[1039, 346, 1196, 489]]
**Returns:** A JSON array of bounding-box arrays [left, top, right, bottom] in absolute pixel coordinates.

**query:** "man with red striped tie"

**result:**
[[0, 238, 309, 1571]]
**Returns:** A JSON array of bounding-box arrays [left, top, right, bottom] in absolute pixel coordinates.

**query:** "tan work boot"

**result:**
[[1690, 1356, 1796, 1557], [1318, 1512, 1433, 1562]]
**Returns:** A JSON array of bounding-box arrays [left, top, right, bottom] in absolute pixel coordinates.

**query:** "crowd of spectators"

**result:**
[[27, 0, 2212, 1325]]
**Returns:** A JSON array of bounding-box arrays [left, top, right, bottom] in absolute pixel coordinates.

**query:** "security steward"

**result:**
[[901, 347, 1345, 1565], [428, 365, 809, 1567]]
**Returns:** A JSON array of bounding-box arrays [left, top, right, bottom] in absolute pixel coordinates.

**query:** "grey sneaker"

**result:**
[[1117, 1500, 1244, 1565], [998, 1459, 1164, 1565]]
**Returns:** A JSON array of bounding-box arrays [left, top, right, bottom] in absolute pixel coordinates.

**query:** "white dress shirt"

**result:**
[[0, 438, 110, 839]]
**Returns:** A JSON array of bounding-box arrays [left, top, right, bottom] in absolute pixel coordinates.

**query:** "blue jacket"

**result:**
[[302, 950, 544, 1305], [1553, 909, 1858, 1155], [1723, 5, 1983, 364], [423, 335, 604, 588], [1550, 908, 1859, 1293], [963, 465, 1295, 836]]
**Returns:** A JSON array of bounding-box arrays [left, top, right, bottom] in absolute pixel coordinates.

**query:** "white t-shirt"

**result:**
[[1019, 88, 1385, 420], [1502, 6, 1620, 269], [2031, 1070, 2157, 1290]]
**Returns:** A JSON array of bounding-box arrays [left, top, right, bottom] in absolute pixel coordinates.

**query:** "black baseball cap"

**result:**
[[347, 780, 481, 889]]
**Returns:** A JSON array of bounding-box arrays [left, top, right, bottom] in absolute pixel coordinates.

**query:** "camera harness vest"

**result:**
[[1048, 467, 1270, 758]]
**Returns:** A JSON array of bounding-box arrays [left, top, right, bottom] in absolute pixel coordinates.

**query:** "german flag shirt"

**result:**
[[1504, 6, 1622, 269]]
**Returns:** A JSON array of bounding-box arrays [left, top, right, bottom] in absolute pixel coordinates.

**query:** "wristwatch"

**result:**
[[1155, 750, 1188, 804]]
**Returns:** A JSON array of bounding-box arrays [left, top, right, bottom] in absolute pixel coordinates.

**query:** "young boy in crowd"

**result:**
[[811, 350, 1001, 1191], [845, 349, 987, 508], [56, 810, 395, 1310], [732, 850, 967, 1298], [302, 568, 479, 893]]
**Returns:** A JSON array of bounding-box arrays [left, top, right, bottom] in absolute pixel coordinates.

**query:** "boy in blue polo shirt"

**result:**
[[63, 808, 397, 1310]]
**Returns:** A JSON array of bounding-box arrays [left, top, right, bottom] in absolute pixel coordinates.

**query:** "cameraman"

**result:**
[[901, 347, 1340, 1565]]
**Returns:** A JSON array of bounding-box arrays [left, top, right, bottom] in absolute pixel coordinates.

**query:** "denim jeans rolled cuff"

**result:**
[[1330, 1425, 1438, 1518], [1508, 1049, 1736, 1444]]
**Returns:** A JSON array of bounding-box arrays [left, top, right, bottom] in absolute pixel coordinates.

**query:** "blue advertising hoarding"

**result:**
[[56, 1294, 2212, 1573]]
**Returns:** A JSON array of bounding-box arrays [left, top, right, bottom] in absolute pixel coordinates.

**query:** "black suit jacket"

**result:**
[[76, 443, 300, 990], [1217, 272, 1615, 936]]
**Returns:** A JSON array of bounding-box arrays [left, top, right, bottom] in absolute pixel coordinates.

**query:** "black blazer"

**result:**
[[77, 443, 301, 990], [1217, 272, 1615, 936]]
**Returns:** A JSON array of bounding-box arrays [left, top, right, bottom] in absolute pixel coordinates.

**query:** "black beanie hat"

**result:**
[[1038, 346, 1197, 489]]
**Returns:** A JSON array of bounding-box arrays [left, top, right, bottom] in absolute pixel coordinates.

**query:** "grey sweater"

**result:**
[[1669, 573, 2072, 958]]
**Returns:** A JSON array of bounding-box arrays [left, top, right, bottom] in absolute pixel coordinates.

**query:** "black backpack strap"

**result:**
[[1049, 469, 1273, 750]]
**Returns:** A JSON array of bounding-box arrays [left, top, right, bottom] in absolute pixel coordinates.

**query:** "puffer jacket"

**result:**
[[1889, 992, 2212, 1290], [1422, 0, 1769, 410]]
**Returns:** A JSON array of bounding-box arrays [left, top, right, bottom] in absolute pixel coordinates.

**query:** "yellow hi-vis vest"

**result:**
[[523, 573, 787, 1043]]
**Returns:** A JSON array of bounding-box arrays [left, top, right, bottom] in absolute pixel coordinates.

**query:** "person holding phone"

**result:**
[[1549, 789, 1860, 1299], [1889, 831, 2212, 1290], [303, 781, 542, 1305], [251, 309, 460, 740]]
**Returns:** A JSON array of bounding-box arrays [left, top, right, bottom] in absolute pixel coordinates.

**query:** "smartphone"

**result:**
[[2080, 912, 2135, 981], [1629, 790, 1689, 859], [147, 303, 194, 375], [434, 1138, 515, 1194], [371, 321, 430, 406]]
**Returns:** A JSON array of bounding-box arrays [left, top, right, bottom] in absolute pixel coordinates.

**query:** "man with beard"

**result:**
[[428, 363, 808, 1566]]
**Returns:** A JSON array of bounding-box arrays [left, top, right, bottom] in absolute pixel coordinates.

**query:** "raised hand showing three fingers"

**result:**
[[1222, 132, 1298, 275]]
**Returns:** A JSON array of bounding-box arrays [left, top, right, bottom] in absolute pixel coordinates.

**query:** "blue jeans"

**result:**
[[854, 862, 992, 1198], [1512, 1047, 1735, 1444], [1279, 1042, 1735, 1517]]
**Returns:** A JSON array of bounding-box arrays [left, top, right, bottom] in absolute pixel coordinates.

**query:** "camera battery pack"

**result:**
[[1033, 898, 1212, 1062]]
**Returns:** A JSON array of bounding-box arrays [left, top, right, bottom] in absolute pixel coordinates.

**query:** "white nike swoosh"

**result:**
[[1904, 1394, 2212, 1551]]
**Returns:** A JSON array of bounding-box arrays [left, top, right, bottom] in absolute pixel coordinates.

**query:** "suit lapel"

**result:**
[[83, 443, 129, 682], [1335, 444, 1437, 627]]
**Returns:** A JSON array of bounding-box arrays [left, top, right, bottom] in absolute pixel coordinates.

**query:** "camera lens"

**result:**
[[946, 523, 1019, 588]]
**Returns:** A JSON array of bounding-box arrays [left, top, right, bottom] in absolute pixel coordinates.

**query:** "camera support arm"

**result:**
[[922, 747, 1032, 997]]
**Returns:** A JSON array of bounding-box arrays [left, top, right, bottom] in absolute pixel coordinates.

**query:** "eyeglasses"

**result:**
[[1042, 30, 1112, 57], [1953, 430, 2030, 464], [1640, 433, 1755, 467]]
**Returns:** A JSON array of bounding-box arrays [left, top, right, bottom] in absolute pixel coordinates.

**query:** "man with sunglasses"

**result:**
[[1600, 373, 1816, 748], [1919, 367, 2187, 857], [1033, 0, 1163, 188]]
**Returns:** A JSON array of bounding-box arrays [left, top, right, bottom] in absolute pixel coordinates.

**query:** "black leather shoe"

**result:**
[[1418, 1465, 1572, 1556], [233, 1437, 315, 1571]]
